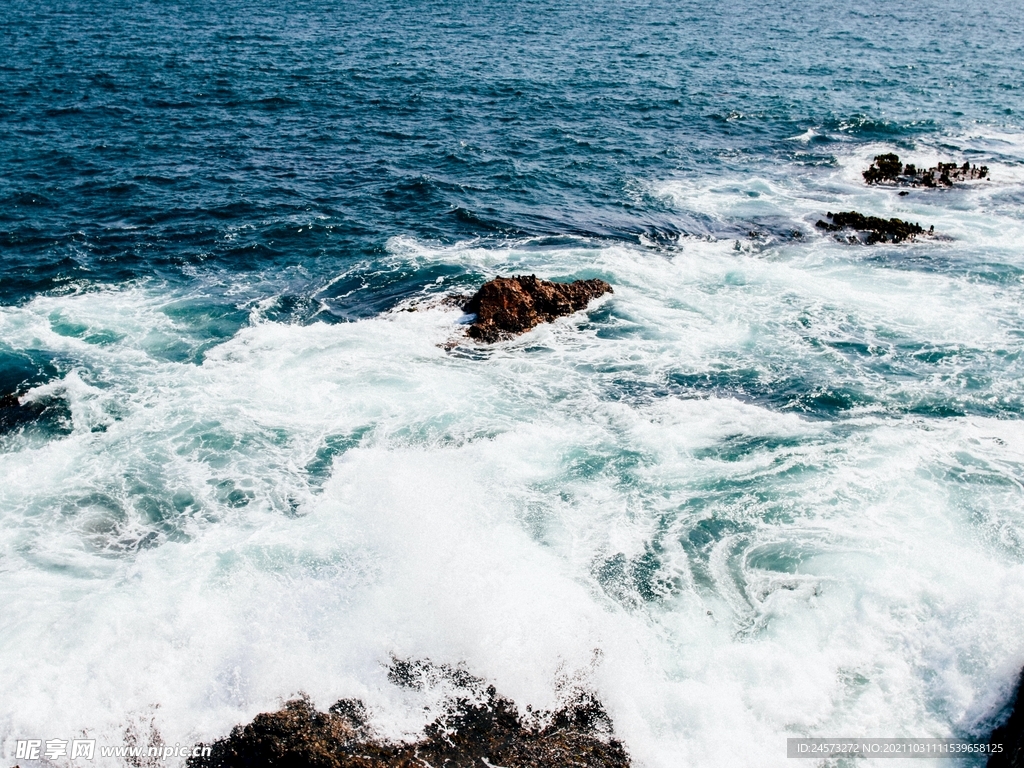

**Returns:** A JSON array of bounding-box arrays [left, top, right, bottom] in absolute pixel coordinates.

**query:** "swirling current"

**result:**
[[2, 1, 1024, 766]]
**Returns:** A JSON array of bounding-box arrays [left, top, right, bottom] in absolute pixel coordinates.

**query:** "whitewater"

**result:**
[[3, 0, 1024, 764], [2, 134, 1024, 766]]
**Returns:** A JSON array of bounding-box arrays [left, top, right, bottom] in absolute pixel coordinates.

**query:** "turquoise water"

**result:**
[[2, 1, 1024, 765]]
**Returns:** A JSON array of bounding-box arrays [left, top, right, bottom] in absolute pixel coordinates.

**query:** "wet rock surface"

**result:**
[[187, 660, 630, 768], [863, 153, 988, 187], [815, 211, 929, 244], [988, 670, 1024, 768], [462, 275, 612, 342]]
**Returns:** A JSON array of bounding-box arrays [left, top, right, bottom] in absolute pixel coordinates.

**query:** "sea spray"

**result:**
[[2, 0, 1024, 764]]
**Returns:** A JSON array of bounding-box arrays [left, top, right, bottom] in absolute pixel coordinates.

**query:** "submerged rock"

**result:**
[[863, 153, 989, 187], [462, 274, 612, 343], [0, 389, 70, 436], [188, 661, 630, 768], [815, 210, 929, 244], [988, 670, 1024, 768]]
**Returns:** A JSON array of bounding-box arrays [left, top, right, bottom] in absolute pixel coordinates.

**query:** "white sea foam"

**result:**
[[2, 166, 1024, 767], [653, 129, 1024, 256]]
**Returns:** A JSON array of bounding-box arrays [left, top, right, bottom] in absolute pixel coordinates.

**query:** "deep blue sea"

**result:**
[[3, 1, 1024, 765]]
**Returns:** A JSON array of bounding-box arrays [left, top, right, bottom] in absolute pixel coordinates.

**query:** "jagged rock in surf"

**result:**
[[863, 153, 989, 187], [187, 661, 631, 768], [988, 669, 1024, 768], [815, 210, 929, 244], [462, 274, 612, 342]]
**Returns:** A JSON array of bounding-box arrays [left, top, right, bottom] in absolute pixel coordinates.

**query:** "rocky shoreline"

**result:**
[[187, 661, 630, 768], [182, 660, 1024, 768]]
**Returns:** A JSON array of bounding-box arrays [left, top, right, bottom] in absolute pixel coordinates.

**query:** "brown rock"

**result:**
[[188, 661, 631, 768], [462, 275, 612, 343]]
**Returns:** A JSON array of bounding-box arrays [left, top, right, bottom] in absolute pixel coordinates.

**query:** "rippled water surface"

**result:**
[[2, 1, 1024, 766]]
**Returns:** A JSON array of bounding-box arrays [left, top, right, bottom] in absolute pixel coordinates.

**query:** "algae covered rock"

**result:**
[[863, 153, 988, 187], [816, 210, 929, 244]]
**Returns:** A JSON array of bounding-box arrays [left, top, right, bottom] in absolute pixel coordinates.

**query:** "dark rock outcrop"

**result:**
[[188, 661, 630, 768], [988, 670, 1024, 768], [462, 275, 612, 342], [0, 389, 71, 436], [863, 153, 988, 187], [815, 211, 929, 244]]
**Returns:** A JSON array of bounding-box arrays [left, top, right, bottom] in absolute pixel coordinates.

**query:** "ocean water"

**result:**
[[2, 0, 1024, 765]]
